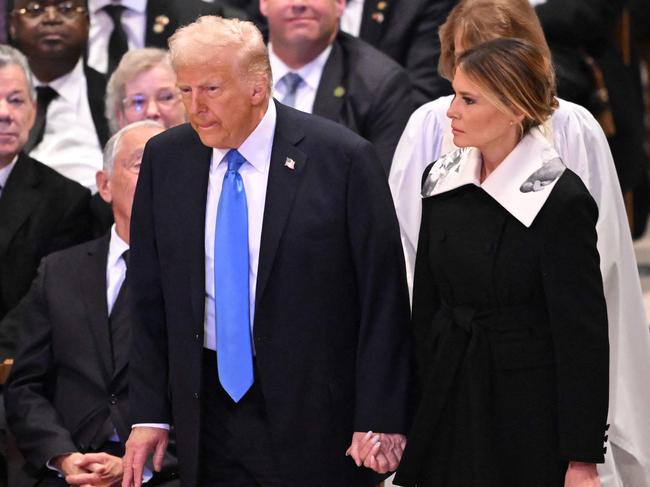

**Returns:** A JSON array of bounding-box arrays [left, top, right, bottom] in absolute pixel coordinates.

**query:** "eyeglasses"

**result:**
[[122, 89, 181, 115], [13, 1, 87, 19]]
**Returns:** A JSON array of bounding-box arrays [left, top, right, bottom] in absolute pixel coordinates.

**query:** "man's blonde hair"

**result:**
[[168, 16, 272, 92]]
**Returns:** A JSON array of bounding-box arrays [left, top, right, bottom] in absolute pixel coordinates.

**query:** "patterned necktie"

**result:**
[[24, 86, 58, 153], [215, 149, 253, 402], [280, 72, 303, 108], [103, 4, 129, 75]]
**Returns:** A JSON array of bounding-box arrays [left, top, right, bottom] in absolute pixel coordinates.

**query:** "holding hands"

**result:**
[[346, 431, 407, 474]]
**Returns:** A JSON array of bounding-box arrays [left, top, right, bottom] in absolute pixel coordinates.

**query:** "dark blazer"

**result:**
[[3, 236, 178, 486], [128, 101, 412, 487], [144, 0, 248, 48], [84, 64, 110, 148], [313, 31, 414, 173], [0, 153, 91, 328], [395, 170, 609, 486], [357, 0, 455, 106]]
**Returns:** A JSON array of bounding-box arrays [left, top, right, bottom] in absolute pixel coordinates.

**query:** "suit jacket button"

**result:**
[[194, 333, 200, 340], [193, 392, 199, 399], [109, 394, 117, 405]]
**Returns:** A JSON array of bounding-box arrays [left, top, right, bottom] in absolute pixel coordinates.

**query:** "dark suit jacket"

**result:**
[[357, 0, 455, 106], [128, 101, 412, 487], [84, 64, 110, 148], [313, 31, 414, 173], [144, 0, 248, 49], [3, 236, 178, 485], [0, 153, 91, 328]]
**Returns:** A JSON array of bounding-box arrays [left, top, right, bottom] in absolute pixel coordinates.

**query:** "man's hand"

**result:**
[[121, 427, 169, 487], [565, 462, 600, 487], [53, 453, 91, 479], [346, 431, 407, 474], [65, 452, 123, 486]]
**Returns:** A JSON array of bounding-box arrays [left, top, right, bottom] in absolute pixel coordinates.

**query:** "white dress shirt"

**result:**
[[203, 101, 277, 350], [340, 0, 365, 37], [106, 224, 129, 314], [388, 95, 650, 486], [88, 0, 147, 74], [29, 59, 104, 191], [269, 45, 332, 114], [0, 156, 17, 199]]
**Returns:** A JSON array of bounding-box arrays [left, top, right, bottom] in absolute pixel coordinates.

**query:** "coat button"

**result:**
[[194, 333, 200, 340], [109, 394, 117, 405], [193, 392, 199, 399]]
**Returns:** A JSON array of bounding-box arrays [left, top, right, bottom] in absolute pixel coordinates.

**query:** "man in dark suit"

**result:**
[[122, 16, 411, 487], [0, 44, 91, 329], [341, 0, 456, 106], [9, 0, 110, 190], [87, 0, 247, 75], [3, 121, 180, 487], [261, 0, 414, 173]]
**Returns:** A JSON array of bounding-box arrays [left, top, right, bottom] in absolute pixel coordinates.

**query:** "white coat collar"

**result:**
[[422, 127, 566, 227]]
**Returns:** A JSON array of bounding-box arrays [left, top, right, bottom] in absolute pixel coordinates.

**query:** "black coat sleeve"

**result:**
[[128, 140, 172, 425], [4, 260, 79, 471], [540, 175, 609, 463]]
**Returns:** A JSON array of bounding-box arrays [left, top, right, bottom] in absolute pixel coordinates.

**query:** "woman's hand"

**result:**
[[565, 462, 600, 487]]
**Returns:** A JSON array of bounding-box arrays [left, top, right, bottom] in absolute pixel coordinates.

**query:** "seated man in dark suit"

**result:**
[[0, 44, 91, 331], [9, 0, 110, 191], [340, 0, 456, 106], [261, 0, 415, 172], [4, 120, 179, 487]]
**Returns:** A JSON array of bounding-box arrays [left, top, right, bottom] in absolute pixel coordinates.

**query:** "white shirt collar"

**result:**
[[422, 127, 566, 227], [35, 58, 85, 105], [0, 156, 18, 189], [89, 0, 147, 14], [108, 224, 130, 269], [211, 99, 277, 173], [269, 43, 333, 92]]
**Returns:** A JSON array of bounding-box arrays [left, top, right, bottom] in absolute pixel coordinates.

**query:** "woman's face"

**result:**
[[446, 67, 520, 157], [118, 64, 187, 129]]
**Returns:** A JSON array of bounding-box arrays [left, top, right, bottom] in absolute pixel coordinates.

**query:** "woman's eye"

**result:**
[[463, 96, 475, 105]]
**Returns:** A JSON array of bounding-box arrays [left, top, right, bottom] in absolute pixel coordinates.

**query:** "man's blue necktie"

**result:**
[[215, 149, 253, 402]]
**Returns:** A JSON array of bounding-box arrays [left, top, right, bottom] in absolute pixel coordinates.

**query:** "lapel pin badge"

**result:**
[[284, 157, 296, 170], [371, 12, 385, 23], [153, 15, 170, 34], [333, 86, 346, 98], [377, 1, 388, 10]]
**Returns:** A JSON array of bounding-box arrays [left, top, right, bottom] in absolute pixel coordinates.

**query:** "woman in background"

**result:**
[[393, 38, 608, 487]]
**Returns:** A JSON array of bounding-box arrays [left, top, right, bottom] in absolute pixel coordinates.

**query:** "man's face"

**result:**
[[176, 50, 266, 149], [99, 125, 163, 228], [0, 65, 36, 166], [10, 0, 89, 62], [260, 0, 344, 49]]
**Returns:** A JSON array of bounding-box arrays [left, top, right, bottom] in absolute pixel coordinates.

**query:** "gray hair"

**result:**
[[105, 48, 173, 134], [103, 120, 163, 174], [168, 16, 272, 92], [0, 44, 36, 100]]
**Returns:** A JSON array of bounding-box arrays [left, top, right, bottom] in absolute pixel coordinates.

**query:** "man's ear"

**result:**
[[96, 170, 113, 204], [259, 0, 269, 17], [249, 74, 269, 106]]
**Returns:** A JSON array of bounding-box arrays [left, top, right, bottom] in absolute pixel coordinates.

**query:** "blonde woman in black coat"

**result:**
[[391, 38, 609, 487]]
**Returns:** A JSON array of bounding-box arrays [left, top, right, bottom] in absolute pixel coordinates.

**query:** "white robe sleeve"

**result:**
[[552, 99, 650, 487], [389, 96, 452, 298]]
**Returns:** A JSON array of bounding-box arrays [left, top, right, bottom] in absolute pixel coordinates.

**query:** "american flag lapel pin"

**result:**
[[284, 157, 296, 170]]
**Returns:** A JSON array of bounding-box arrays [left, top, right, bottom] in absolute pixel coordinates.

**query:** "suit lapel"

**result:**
[[255, 102, 307, 311], [0, 154, 42, 259], [180, 132, 212, 328], [359, 0, 391, 45], [312, 38, 345, 122], [84, 65, 110, 148], [78, 235, 112, 385]]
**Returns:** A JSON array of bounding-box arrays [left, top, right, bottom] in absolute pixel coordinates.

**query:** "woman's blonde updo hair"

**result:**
[[438, 0, 553, 88], [457, 38, 558, 135]]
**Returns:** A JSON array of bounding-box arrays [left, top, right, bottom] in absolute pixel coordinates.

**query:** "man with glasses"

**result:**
[[9, 0, 110, 191]]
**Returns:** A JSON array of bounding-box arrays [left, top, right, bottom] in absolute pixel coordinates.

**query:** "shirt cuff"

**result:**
[[132, 423, 170, 430]]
